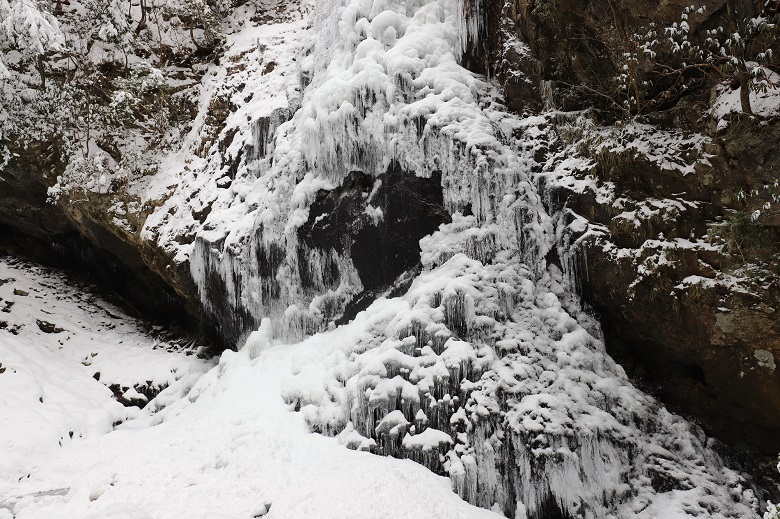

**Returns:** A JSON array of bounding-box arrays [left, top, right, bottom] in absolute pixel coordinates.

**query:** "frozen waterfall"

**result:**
[[161, 0, 763, 515]]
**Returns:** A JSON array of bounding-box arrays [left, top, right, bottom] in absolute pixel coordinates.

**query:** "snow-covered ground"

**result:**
[[0, 256, 213, 479], [0, 256, 501, 519], [711, 70, 780, 130], [0, 254, 763, 519]]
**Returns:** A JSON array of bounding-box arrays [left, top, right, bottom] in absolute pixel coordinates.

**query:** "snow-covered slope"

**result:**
[[0, 257, 504, 519], [0, 256, 213, 478]]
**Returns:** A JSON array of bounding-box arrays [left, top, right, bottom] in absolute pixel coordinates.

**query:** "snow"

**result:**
[[0, 256, 212, 478], [712, 71, 780, 130], [276, 248, 759, 518], [0, 0, 63, 72], [403, 427, 453, 450], [592, 122, 712, 176], [1, 0, 769, 516], [0, 257, 503, 519], [1, 254, 760, 518]]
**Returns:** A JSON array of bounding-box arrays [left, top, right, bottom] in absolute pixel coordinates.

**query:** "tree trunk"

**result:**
[[739, 67, 753, 115], [726, 0, 737, 30], [135, 0, 147, 34], [726, 0, 753, 115], [37, 55, 46, 89], [606, 0, 641, 114]]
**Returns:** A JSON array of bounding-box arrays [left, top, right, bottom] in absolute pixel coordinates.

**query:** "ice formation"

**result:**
[[170, 0, 551, 344], [133, 0, 762, 516], [279, 224, 757, 518]]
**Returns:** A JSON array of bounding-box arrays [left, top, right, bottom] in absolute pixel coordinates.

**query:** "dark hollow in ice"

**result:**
[[299, 162, 451, 320]]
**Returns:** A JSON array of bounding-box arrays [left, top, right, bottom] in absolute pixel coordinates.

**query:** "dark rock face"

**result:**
[[556, 117, 780, 466], [0, 141, 72, 240], [479, 0, 766, 116], [1, 220, 213, 335], [0, 141, 213, 342], [474, 0, 780, 479], [300, 163, 451, 321]]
